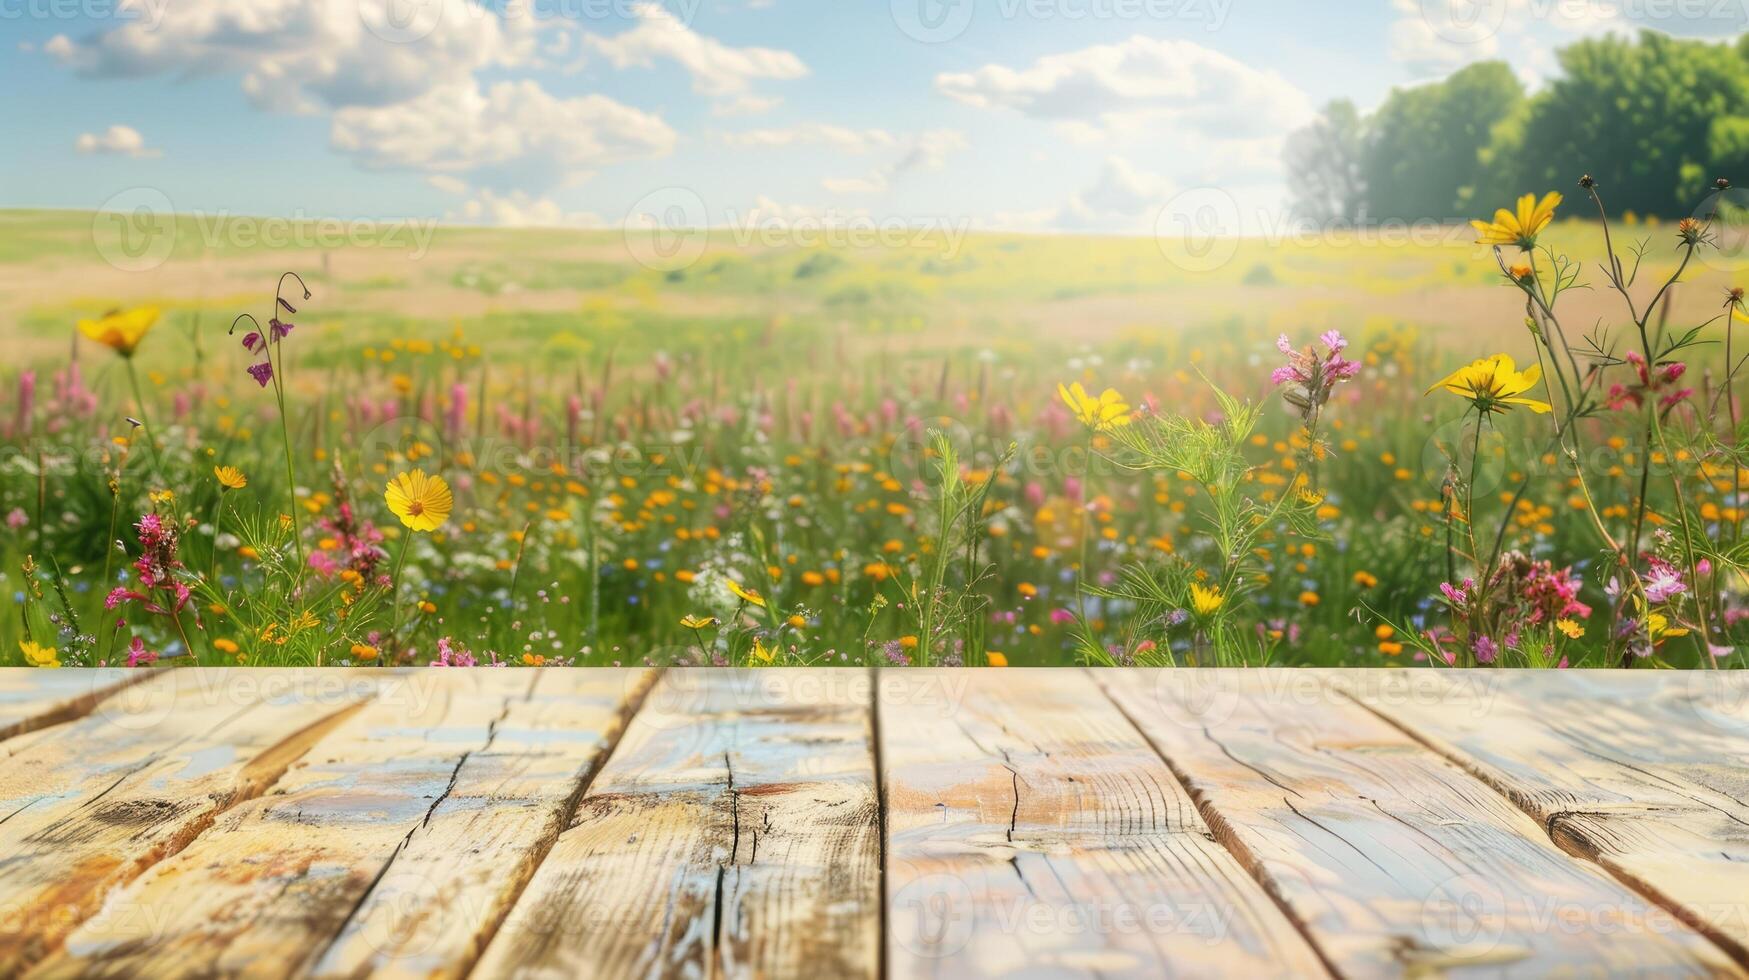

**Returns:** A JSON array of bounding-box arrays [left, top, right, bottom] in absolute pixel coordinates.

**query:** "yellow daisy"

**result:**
[[77, 306, 160, 358], [214, 465, 248, 491], [19, 640, 60, 668], [1471, 192, 1561, 250], [385, 469, 453, 532], [1426, 354, 1552, 415], [1189, 582, 1224, 617], [1057, 382, 1132, 431], [726, 579, 767, 608]]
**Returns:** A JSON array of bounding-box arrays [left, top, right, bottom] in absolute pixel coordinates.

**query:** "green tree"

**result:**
[[1363, 61, 1524, 221], [1500, 31, 1749, 217], [1284, 100, 1367, 224]]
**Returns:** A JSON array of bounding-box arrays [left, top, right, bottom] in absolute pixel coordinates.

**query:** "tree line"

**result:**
[[1286, 31, 1749, 225]]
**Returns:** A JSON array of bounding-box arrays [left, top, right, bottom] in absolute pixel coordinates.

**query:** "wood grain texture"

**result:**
[[0, 669, 382, 975], [1108, 669, 1744, 978], [881, 668, 1328, 979], [24, 670, 529, 979], [307, 668, 654, 980], [470, 668, 882, 980], [1346, 669, 1749, 968], [0, 670, 136, 742]]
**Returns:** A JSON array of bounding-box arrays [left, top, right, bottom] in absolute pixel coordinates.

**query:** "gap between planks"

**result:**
[[1089, 669, 1345, 980], [443, 667, 659, 980], [1331, 671, 1749, 972]]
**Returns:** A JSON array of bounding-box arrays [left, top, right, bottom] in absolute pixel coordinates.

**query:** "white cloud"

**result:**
[[586, 3, 805, 113], [998, 156, 1173, 233], [724, 124, 901, 154], [727, 124, 964, 195], [426, 174, 470, 195], [452, 189, 605, 228], [75, 124, 160, 158], [935, 35, 1313, 141], [330, 79, 675, 187], [1387, 0, 1749, 80], [44, 0, 542, 114]]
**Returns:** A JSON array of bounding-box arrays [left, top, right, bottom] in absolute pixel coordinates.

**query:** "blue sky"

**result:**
[[4, 0, 1747, 233]]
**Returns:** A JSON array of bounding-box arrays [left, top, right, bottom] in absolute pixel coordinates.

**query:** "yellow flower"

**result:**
[[214, 465, 248, 491], [385, 469, 453, 532], [19, 640, 59, 668], [1426, 354, 1552, 415], [725, 579, 766, 608], [1555, 619, 1584, 640], [351, 643, 379, 662], [1646, 613, 1689, 642], [212, 638, 240, 654], [1189, 582, 1223, 617], [680, 614, 720, 630], [77, 306, 160, 357], [1471, 192, 1561, 250], [1057, 382, 1132, 431], [750, 638, 775, 664], [987, 652, 1009, 667]]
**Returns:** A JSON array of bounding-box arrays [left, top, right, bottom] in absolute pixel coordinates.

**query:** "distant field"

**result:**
[[2, 208, 1743, 668]]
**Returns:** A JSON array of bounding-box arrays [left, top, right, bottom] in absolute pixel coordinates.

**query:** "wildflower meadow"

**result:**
[[4, 178, 1749, 670]]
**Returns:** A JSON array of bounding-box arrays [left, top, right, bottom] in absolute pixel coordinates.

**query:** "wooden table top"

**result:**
[[0, 668, 1744, 979]]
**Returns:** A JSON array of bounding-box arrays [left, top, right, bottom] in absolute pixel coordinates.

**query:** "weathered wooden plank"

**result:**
[[23, 670, 560, 979], [470, 668, 882, 980], [882, 668, 1328, 979], [0, 670, 137, 742], [0, 669, 384, 974], [1107, 669, 1743, 978], [306, 668, 655, 980], [1346, 669, 1749, 967]]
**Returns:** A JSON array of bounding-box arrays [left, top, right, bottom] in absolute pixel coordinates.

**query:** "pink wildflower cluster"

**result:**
[[1516, 558, 1592, 623], [308, 466, 387, 584], [106, 513, 192, 617], [1270, 331, 1362, 408], [237, 295, 298, 388], [1606, 351, 1691, 413], [1641, 555, 1688, 605], [429, 637, 504, 667], [127, 636, 158, 668]]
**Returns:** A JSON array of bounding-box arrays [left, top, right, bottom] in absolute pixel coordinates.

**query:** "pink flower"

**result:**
[[126, 636, 159, 668], [1270, 332, 1361, 404], [1643, 556, 1687, 604]]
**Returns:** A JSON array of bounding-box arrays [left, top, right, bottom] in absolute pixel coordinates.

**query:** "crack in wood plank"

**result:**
[[1337, 669, 1749, 970], [1103, 669, 1743, 978], [469, 668, 880, 980], [0, 670, 384, 975], [884, 669, 1329, 978]]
